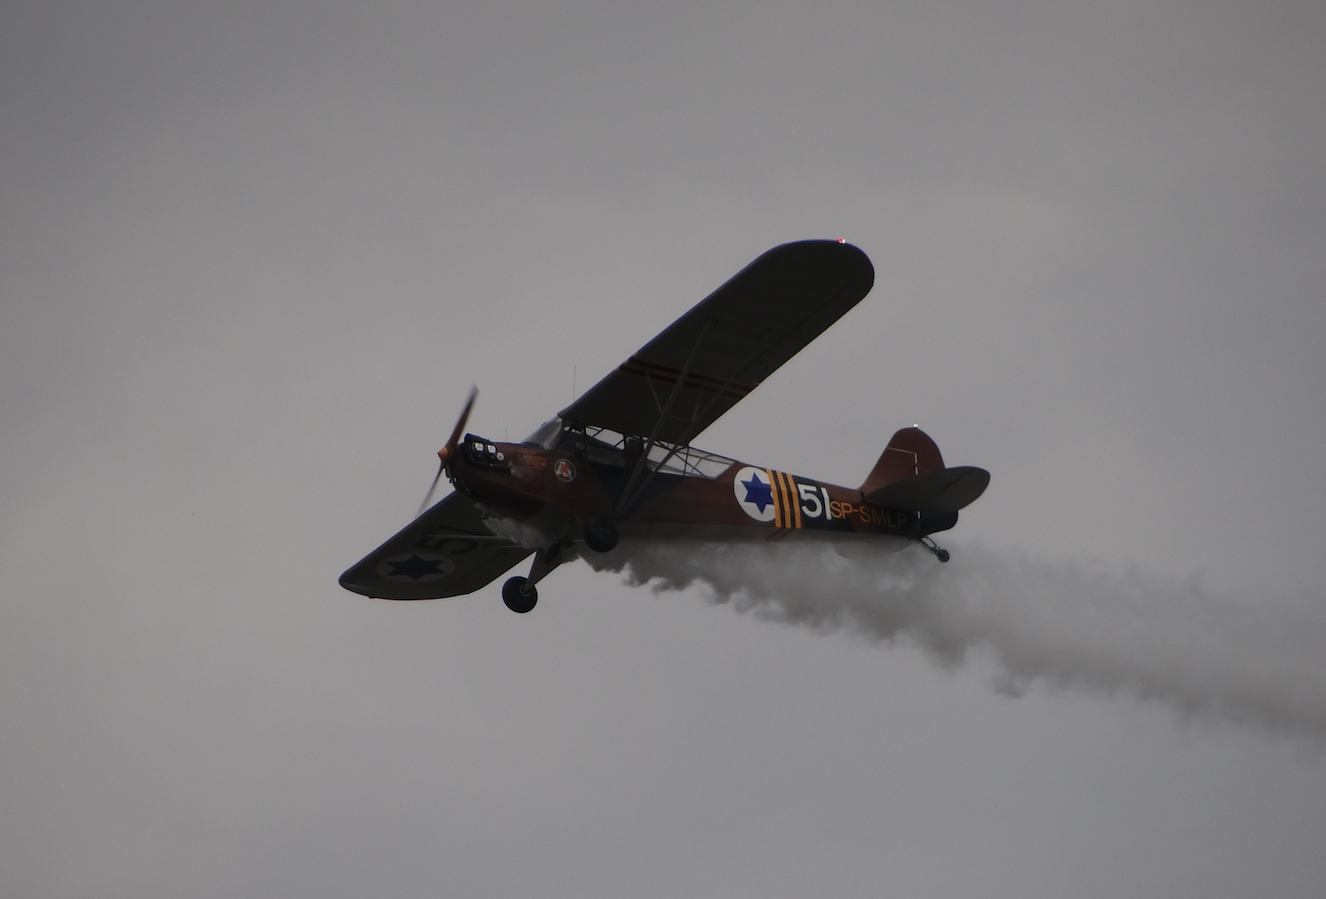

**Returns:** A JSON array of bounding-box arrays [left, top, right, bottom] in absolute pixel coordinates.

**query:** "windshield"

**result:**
[[523, 417, 563, 450]]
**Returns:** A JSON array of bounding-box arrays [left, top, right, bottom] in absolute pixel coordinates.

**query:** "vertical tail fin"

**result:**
[[859, 427, 944, 495], [859, 426, 990, 521]]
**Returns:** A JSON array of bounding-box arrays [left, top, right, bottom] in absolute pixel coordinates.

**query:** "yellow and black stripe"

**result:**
[[767, 469, 803, 530]]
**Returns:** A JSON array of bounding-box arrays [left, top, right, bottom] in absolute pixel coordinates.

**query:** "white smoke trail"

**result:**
[[583, 539, 1326, 738]]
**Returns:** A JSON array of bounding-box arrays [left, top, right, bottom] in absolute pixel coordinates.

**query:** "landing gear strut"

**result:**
[[502, 542, 567, 613], [920, 536, 951, 563]]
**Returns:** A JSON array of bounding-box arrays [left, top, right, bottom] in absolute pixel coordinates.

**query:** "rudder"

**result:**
[[859, 427, 944, 495]]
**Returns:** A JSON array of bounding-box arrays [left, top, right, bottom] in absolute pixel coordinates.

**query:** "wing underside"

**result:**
[[339, 492, 532, 600], [559, 240, 874, 443]]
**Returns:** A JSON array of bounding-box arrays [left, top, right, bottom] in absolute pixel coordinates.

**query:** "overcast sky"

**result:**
[[3, 2, 1325, 897]]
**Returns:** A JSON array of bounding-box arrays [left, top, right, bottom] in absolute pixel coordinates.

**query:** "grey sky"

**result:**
[[3, 2, 1325, 897]]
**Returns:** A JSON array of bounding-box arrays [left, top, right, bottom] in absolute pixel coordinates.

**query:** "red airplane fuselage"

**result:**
[[448, 428, 945, 548]]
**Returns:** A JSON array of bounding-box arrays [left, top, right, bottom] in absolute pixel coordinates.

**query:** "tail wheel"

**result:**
[[919, 536, 951, 563], [582, 517, 619, 553], [502, 576, 538, 613]]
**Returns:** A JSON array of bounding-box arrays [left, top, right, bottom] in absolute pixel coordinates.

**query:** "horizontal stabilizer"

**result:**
[[864, 466, 990, 515]]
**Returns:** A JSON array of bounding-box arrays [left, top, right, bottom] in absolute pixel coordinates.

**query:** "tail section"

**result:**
[[860, 427, 945, 496], [860, 427, 990, 518]]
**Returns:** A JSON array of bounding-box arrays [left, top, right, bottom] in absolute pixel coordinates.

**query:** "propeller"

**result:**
[[416, 385, 478, 517]]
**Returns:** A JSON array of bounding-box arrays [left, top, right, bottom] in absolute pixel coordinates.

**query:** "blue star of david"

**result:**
[[741, 472, 774, 512], [387, 555, 443, 580]]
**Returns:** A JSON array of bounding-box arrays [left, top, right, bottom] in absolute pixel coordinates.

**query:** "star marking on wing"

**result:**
[[387, 555, 443, 581], [741, 472, 774, 512]]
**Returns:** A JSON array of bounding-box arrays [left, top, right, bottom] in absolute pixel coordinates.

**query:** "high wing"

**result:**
[[559, 240, 874, 444], [339, 492, 532, 600]]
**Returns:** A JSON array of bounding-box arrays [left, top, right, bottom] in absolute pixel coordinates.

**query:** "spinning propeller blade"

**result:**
[[415, 461, 446, 518], [415, 385, 478, 517], [441, 385, 479, 470]]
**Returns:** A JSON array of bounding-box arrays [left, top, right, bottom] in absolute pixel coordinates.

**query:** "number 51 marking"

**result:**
[[798, 483, 832, 519]]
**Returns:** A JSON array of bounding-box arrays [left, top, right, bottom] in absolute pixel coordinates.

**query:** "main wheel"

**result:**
[[582, 517, 619, 553], [936, 549, 951, 563], [502, 576, 538, 613]]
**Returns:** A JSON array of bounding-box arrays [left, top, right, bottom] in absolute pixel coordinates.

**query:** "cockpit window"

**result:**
[[523, 417, 564, 450]]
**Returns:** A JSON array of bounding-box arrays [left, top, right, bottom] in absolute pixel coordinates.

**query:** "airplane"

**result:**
[[339, 240, 990, 613]]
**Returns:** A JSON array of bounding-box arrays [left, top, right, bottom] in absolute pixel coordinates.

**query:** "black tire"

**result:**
[[502, 576, 538, 613], [582, 517, 619, 553], [936, 549, 951, 563]]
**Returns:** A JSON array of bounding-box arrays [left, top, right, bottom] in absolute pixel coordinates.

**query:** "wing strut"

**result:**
[[615, 317, 714, 513], [614, 324, 788, 515]]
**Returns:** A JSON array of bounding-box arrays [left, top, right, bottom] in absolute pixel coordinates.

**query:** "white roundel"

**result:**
[[733, 466, 776, 522]]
